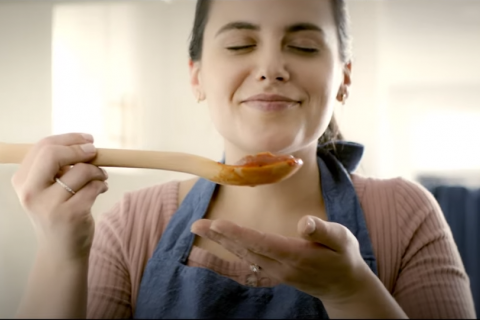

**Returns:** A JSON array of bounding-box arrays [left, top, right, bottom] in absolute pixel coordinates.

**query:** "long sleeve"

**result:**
[[87, 199, 133, 319], [86, 182, 179, 318], [391, 178, 476, 318]]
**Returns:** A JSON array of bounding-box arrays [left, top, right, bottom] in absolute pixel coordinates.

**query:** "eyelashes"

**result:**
[[226, 45, 256, 51], [226, 45, 319, 54], [291, 46, 319, 53]]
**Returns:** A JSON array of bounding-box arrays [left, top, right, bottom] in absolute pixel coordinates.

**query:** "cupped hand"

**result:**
[[11, 133, 109, 262], [191, 216, 374, 304]]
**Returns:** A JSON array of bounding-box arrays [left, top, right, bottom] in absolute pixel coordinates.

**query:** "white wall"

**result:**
[[340, 0, 480, 180], [49, 0, 225, 180], [0, 1, 53, 142], [0, 1, 53, 317], [378, 0, 480, 180]]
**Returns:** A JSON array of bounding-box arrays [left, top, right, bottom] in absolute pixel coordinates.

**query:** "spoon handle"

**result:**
[[0, 142, 220, 177]]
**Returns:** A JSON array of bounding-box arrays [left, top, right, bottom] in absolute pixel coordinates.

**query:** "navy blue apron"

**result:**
[[134, 142, 378, 319]]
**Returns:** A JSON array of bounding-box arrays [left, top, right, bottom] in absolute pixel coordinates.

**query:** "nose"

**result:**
[[255, 46, 290, 83]]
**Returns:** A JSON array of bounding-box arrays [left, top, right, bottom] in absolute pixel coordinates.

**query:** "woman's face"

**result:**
[[190, 0, 350, 156]]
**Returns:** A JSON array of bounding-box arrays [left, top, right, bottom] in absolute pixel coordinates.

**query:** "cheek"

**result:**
[[201, 53, 250, 123], [298, 60, 338, 111], [201, 47, 246, 98], [294, 60, 340, 138], [304, 54, 338, 93]]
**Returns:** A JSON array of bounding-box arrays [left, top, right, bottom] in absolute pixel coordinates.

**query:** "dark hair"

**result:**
[[188, 0, 351, 145]]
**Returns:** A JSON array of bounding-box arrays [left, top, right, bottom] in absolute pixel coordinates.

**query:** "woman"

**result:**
[[13, 0, 476, 318]]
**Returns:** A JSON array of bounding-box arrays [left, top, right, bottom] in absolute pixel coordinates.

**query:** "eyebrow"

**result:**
[[285, 22, 325, 35], [216, 22, 259, 37], [215, 21, 325, 37]]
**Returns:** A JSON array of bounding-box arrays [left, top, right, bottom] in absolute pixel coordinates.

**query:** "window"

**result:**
[[52, 2, 141, 149]]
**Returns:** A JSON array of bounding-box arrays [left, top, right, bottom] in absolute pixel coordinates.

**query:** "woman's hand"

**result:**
[[11, 133, 109, 318], [192, 217, 408, 318], [11, 133, 109, 262], [191, 216, 374, 304]]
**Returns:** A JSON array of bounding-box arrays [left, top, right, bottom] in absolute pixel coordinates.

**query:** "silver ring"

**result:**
[[250, 264, 260, 273], [55, 178, 76, 195]]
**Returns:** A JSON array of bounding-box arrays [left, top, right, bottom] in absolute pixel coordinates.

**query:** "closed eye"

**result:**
[[226, 45, 318, 54], [226, 45, 256, 51], [288, 46, 319, 53]]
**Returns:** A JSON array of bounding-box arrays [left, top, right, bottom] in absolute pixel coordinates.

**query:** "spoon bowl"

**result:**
[[216, 152, 303, 186]]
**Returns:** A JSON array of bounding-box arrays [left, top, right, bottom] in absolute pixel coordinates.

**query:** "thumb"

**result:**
[[297, 215, 351, 252]]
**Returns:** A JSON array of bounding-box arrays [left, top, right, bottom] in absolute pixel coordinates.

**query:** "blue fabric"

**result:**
[[426, 185, 480, 316], [134, 142, 377, 319]]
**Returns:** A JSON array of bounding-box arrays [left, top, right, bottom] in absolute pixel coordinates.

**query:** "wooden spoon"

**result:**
[[0, 143, 303, 186]]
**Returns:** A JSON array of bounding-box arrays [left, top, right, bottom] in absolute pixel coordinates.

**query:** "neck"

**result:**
[[212, 142, 325, 232]]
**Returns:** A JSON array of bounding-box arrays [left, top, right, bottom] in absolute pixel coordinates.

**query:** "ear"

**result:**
[[189, 59, 204, 101], [336, 61, 352, 103]]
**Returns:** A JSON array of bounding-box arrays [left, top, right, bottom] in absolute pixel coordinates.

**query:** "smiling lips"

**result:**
[[242, 93, 300, 112]]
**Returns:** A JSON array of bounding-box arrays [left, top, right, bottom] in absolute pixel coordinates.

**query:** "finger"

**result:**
[[207, 219, 305, 262], [65, 179, 109, 211], [191, 218, 213, 234], [195, 227, 281, 270], [25, 143, 98, 191], [298, 216, 354, 252], [57, 165, 73, 177], [12, 133, 93, 187], [48, 164, 108, 202]]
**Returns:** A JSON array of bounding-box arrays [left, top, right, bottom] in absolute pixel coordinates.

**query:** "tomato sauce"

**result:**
[[234, 152, 301, 168], [214, 152, 303, 186]]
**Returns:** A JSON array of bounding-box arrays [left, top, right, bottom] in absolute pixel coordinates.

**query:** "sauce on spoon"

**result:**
[[215, 152, 303, 186]]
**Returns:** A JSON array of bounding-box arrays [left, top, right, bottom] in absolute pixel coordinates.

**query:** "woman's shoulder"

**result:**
[[351, 173, 439, 215], [351, 173, 447, 248]]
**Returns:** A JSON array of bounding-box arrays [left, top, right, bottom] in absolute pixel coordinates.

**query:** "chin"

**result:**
[[235, 133, 307, 156]]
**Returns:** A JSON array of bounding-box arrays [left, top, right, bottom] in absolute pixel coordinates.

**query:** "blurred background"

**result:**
[[0, 0, 479, 317]]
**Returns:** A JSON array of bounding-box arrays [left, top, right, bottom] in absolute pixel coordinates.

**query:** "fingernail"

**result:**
[[207, 229, 222, 241], [80, 143, 96, 154], [210, 224, 223, 235], [100, 167, 108, 178], [304, 217, 316, 235], [101, 181, 109, 193], [82, 133, 94, 143]]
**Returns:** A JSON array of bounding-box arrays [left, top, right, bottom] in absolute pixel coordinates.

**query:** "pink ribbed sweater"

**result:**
[[86, 174, 476, 319]]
